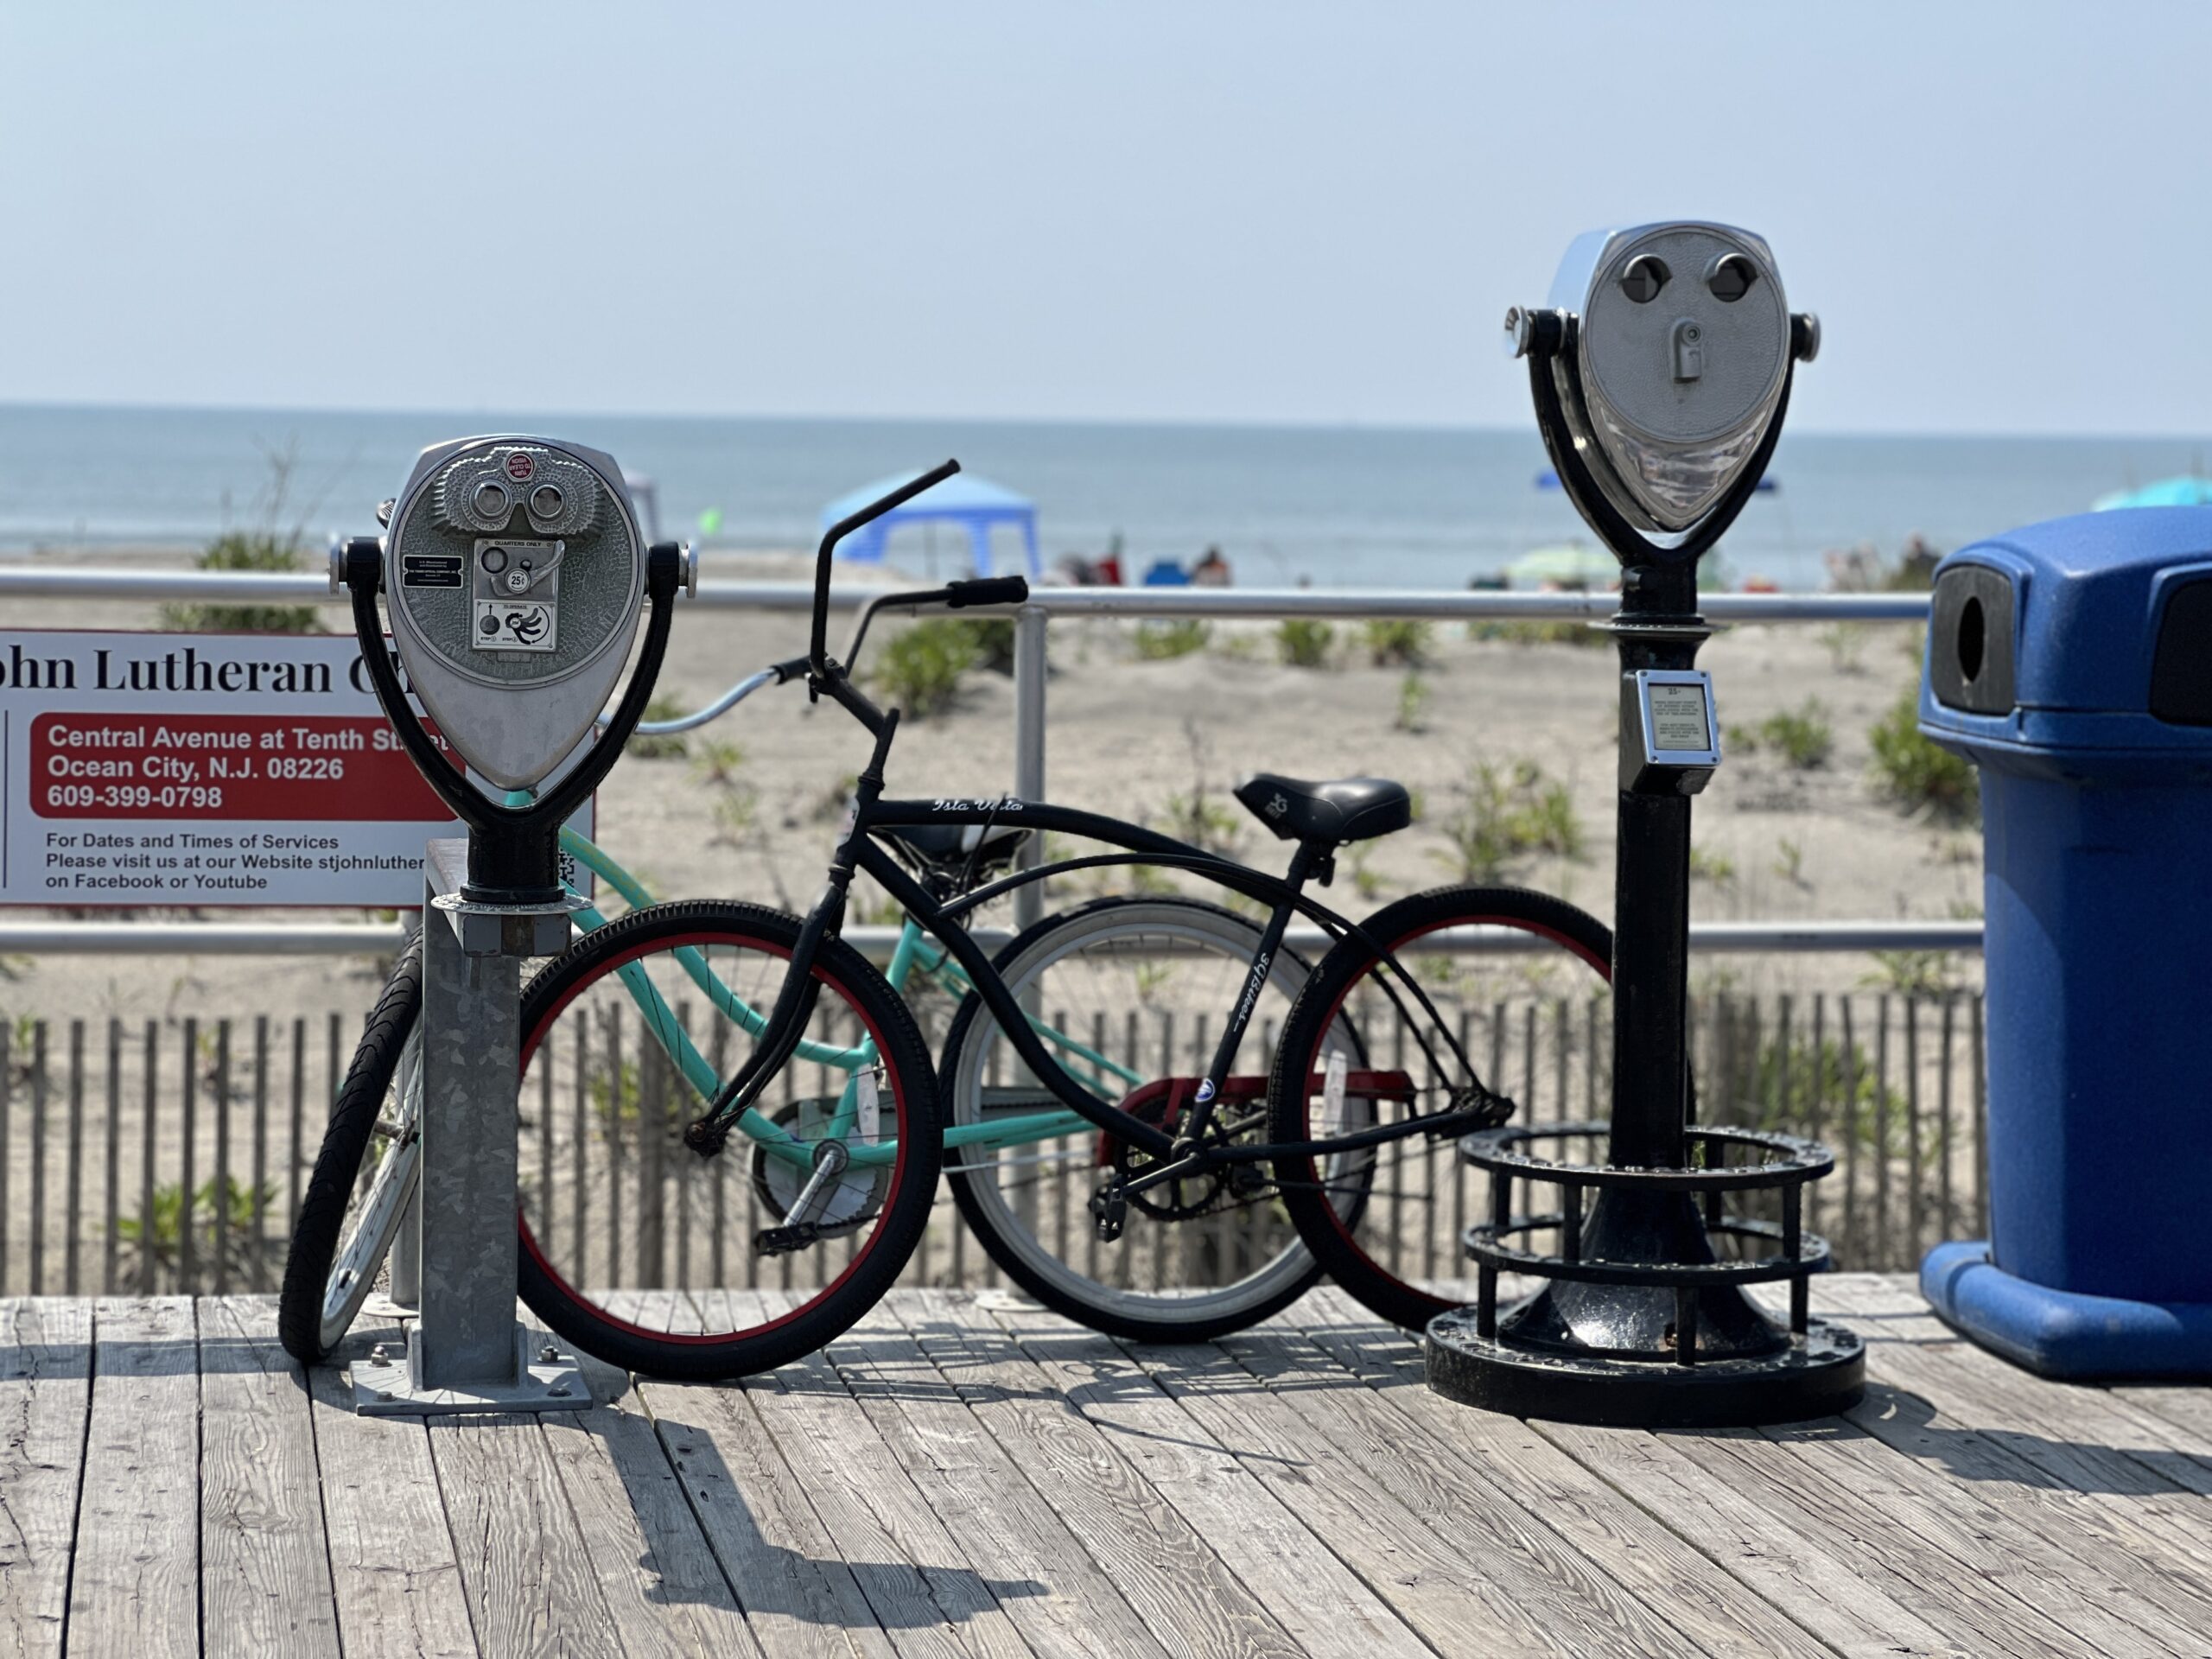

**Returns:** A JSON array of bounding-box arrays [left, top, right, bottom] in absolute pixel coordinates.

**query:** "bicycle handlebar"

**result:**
[[810, 459, 961, 677], [595, 571, 1029, 735]]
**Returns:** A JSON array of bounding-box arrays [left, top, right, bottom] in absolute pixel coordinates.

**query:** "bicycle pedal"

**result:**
[[753, 1223, 823, 1257], [1089, 1188, 1128, 1243]]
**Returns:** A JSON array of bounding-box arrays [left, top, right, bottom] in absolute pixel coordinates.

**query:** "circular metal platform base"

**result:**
[[1425, 1308, 1865, 1427]]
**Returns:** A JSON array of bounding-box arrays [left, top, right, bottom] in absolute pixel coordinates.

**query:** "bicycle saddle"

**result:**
[[880, 821, 1033, 893], [1234, 772, 1412, 845]]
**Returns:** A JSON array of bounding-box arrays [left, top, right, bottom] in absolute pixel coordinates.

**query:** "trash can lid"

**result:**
[[1936, 507, 2212, 717]]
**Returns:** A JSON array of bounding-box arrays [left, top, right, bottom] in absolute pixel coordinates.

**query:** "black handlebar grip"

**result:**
[[945, 576, 1030, 608], [770, 654, 811, 683]]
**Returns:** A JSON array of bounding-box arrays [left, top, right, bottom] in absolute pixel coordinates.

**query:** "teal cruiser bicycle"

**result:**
[[283, 464, 1617, 1377]]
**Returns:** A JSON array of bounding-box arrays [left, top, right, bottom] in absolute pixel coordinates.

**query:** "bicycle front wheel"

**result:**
[[280, 933, 424, 1364], [515, 900, 939, 1379], [939, 896, 1360, 1341], [1268, 885, 1614, 1332]]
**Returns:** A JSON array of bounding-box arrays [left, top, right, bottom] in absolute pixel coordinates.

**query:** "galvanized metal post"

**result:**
[[348, 841, 583, 1416]]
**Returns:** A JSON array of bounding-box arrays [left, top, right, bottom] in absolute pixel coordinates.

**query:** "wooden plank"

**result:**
[[632, 1294, 903, 1659], [1109, 1313, 1700, 1657], [427, 1406, 628, 1659], [304, 1317, 476, 1659], [513, 1297, 766, 1659], [1750, 1409, 2212, 1656], [1287, 1288, 1834, 1659], [0, 1299, 92, 1659], [1530, 1413, 1962, 1658], [813, 1297, 1171, 1659], [722, 1291, 1037, 1659], [1739, 1288, 2212, 1656], [986, 1297, 1431, 1659], [197, 1296, 340, 1657], [67, 1296, 199, 1659], [897, 1290, 1306, 1659], [1815, 1278, 2212, 1596]]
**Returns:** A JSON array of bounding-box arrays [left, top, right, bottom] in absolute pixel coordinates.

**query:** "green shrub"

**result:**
[[1721, 1030, 1922, 1160], [1275, 618, 1335, 668], [1868, 685, 1978, 821], [1471, 619, 1609, 649], [1688, 847, 1736, 885], [965, 618, 1018, 675], [873, 619, 977, 716], [159, 530, 322, 634], [1133, 620, 1211, 660], [1363, 619, 1434, 667], [1394, 671, 1430, 734], [114, 1176, 278, 1286], [1732, 699, 1834, 770], [1433, 760, 1584, 882], [626, 694, 689, 759]]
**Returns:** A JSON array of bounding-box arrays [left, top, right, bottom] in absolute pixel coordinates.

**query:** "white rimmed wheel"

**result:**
[[938, 896, 1364, 1342], [280, 934, 425, 1363]]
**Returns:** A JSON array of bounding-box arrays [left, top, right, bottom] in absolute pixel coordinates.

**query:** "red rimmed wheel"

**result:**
[[1266, 886, 1614, 1332], [514, 900, 939, 1379]]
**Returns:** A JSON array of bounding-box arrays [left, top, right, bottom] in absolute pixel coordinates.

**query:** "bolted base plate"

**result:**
[[1426, 1306, 1864, 1427], [348, 1325, 588, 1418]]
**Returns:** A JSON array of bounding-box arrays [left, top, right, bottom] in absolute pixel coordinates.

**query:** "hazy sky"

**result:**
[[3, 3, 2206, 435]]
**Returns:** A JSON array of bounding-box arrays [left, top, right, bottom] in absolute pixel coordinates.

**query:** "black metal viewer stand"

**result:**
[[1426, 289, 1865, 1427]]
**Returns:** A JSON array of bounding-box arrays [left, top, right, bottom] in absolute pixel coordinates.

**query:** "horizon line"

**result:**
[[1, 396, 2207, 449]]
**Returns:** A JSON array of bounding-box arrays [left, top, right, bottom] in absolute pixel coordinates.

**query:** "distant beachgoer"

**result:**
[[1191, 545, 1232, 587]]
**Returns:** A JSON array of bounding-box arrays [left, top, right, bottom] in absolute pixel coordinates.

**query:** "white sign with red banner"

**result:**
[[0, 630, 591, 908]]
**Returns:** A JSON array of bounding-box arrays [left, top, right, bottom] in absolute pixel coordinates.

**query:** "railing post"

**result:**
[[1013, 602, 1049, 937]]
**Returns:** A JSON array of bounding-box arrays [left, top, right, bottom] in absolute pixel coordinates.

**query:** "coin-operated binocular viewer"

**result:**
[[1427, 226, 1864, 1425], [338, 435, 690, 1414]]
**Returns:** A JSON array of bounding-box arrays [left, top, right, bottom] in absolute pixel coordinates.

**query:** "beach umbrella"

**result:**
[[1504, 543, 1618, 588], [2091, 476, 2212, 512]]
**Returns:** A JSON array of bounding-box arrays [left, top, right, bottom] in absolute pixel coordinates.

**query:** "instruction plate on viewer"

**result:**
[[1634, 670, 1720, 768]]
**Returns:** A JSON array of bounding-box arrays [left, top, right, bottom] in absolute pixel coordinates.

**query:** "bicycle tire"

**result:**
[[515, 899, 941, 1379], [279, 933, 425, 1364], [1268, 885, 1614, 1332], [938, 896, 1359, 1342]]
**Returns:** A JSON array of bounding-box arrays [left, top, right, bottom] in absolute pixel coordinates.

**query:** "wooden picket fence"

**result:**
[[0, 988, 1986, 1299]]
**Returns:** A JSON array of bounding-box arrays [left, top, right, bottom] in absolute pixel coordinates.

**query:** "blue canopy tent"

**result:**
[[818, 472, 1042, 579], [2093, 476, 2212, 512]]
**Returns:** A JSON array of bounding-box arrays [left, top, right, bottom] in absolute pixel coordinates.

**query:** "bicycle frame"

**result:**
[[690, 779, 1491, 1193], [551, 824, 1151, 1173]]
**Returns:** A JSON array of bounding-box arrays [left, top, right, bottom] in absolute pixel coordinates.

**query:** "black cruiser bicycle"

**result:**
[[462, 461, 1617, 1378]]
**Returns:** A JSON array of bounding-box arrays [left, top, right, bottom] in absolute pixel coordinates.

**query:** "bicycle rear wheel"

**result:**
[[1268, 885, 1614, 1332], [515, 899, 939, 1379], [939, 896, 1363, 1341]]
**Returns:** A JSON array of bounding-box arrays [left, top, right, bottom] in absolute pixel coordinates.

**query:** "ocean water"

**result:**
[[2, 402, 2204, 592]]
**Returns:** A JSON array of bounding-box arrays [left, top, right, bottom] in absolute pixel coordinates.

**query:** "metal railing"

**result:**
[[0, 569, 1955, 957]]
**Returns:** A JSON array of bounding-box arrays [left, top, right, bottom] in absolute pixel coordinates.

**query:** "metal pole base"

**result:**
[[1425, 1306, 1862, 1427], [348, 1326, 588, 1418]]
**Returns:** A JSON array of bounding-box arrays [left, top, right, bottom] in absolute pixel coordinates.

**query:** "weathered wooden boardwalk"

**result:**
[[7, 1275, 2212, 1657]]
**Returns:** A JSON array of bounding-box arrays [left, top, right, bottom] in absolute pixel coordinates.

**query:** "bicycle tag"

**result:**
[[855, 1068, 880, 1142], [1321, 1048, 1350, 1140]]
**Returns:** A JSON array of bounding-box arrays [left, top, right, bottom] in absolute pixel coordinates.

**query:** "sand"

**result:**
[[0, 547, 1979, 1027]]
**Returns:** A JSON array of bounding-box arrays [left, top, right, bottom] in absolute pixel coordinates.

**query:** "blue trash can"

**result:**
[[1918, 507, 2212, 1378]]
